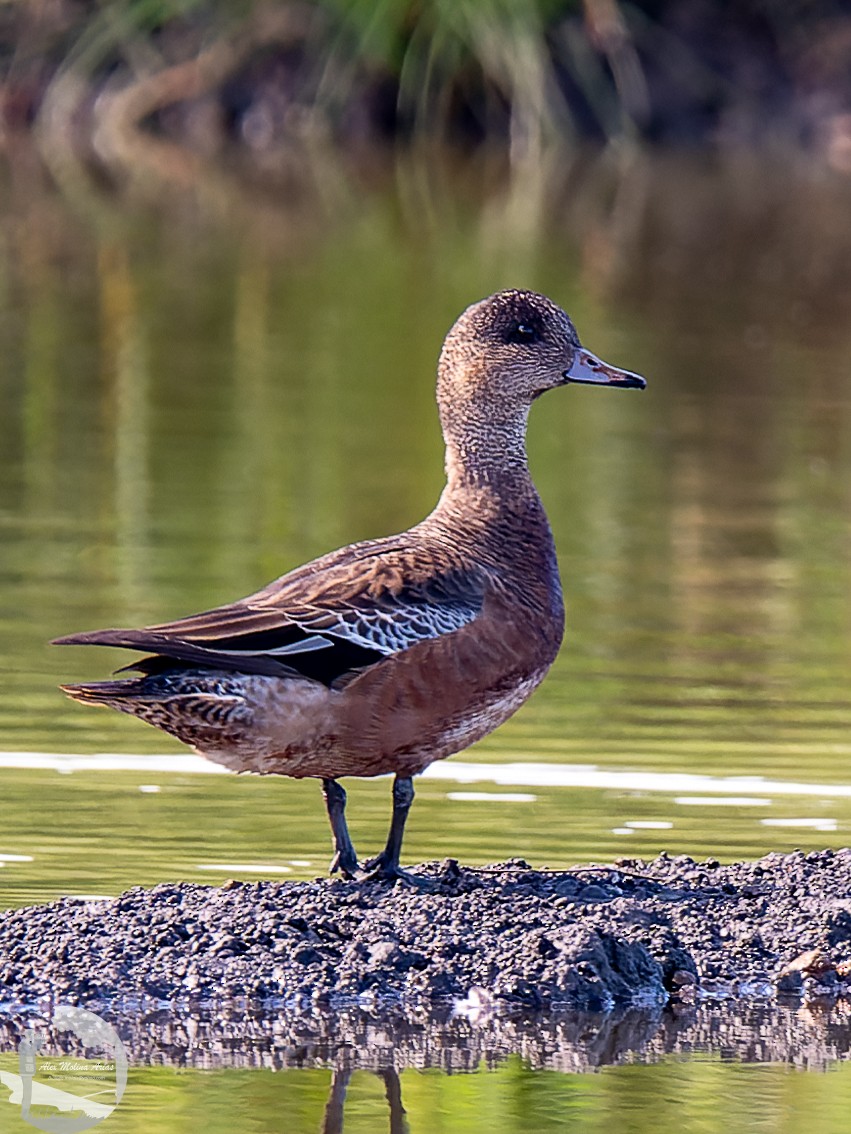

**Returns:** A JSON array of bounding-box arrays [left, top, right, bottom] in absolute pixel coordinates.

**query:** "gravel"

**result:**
[[3, 850, 851, 1016]]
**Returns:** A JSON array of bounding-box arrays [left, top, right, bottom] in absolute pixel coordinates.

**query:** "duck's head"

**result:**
[[437, 290, 645, 430]]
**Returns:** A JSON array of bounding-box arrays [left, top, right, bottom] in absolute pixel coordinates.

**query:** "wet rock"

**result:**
[[577, 885, 609, 902], [774, 969, 803, 994], [824, 909, 851, 948], [669, 969, 698, 1003], [777, 948, 835, 980]]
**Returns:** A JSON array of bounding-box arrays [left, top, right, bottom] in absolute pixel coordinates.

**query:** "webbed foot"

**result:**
[[359, 852, 431, 888], [329, 847, 360, 880]]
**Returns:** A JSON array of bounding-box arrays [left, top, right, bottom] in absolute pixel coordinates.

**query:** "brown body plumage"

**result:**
[[55, 289, 645, 882]]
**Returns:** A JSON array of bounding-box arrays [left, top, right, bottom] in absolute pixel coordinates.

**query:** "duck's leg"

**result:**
[[361, 775, 422, 884], [322, 778, 359, 879]]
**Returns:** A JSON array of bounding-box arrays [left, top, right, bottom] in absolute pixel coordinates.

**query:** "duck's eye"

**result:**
[[507, 323, 539, 345]]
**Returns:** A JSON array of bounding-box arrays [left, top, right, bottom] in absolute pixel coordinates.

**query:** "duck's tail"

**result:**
[[58, 672, 253, 748], [60, 678, 150, 706]]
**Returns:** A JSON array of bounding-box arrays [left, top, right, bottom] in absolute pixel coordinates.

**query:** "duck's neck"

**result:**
[[440, 404, 533, 494], [429, 404, 553, 549]]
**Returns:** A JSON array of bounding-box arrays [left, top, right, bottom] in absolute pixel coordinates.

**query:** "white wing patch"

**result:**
[[213, 634, 336, 657]]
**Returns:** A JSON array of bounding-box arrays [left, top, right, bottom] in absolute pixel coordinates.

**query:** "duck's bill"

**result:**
[[564, 350, 646, 389]]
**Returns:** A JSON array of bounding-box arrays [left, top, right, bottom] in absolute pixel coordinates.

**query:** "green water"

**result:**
[[5, 1049, 851, 1134], [2, 145, 851, 1126], [118, 1059, 851, 1134]]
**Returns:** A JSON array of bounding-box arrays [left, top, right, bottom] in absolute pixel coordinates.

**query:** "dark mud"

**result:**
[[3, 850, 851, 1019]]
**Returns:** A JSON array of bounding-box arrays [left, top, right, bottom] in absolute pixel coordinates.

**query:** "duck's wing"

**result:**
[[53, 538, 488, 685]]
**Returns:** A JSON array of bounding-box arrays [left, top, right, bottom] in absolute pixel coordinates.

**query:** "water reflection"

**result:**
[[4, 999, 851, 1072], [4, 960, 851, 1129], [7, 750, 851, 799], [321, 1069, 407, 1134]]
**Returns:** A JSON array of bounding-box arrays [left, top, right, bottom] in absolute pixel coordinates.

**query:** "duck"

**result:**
[[54, 289, 645, 884]]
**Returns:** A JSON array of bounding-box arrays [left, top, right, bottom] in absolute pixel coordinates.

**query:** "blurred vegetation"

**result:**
[[1, 0, 851, 175]]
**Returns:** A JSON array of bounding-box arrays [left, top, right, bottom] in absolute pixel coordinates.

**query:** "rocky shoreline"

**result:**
[[3, 850, 851, 1018]]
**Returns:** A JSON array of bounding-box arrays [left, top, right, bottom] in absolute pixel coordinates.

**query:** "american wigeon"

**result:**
[[54, 290, 645, 883]]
